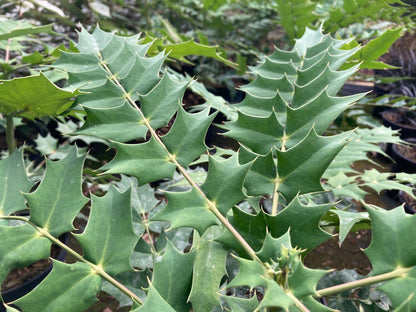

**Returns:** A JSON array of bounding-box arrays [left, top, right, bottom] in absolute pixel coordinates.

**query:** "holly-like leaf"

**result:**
[[0, 149, 34, 215], [0, 20, 55, 41], [152, 188, 219, 235], [135, 282, 175, 312], [256, 278, 296, 310], [329, 209, 370, 245], [361, 169, 416, 199], [75, 103, 147, 142], [287, 260, 328, 298], [0, 224, 51, 284], [188, 236, 228, 312], [162, 107, 215, 167], [152, 242, 195, 311], [239, 148, 276, 196], [365, 205, 416, 274], [265, 196, 332, 251], [276, 130, 351, 201], [221, 295, 259, 312], [162, 39, 236, 68], [377, 267, 416, 310], [140, 73, 190, 130], [227, 256, 266, 289], [256, 231, 292, 264], [25, 147, 89, 237], [0, 73, 79, 120], [201, 155, 251, 215], [13, 261, 101, 312], [216, 207, 267, 257], [75, 186, 139, 276], [100, 137, 176, 186], [226, 111, 284, 155]]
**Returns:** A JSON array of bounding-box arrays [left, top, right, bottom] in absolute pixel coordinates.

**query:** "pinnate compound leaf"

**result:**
[[101, 137, 176, 186], [0, 224, 51, 284], [13, 261, 101, 312], [0, 149, 34, 215], [152, 188, 219, 234], [152, 242, 195, 311], [265, 196, 332, 251], [0, 73, 79, 120], [201, 155, 251, 215], [75, 186, 138, 276], [188, 236, 228, 312], [24, 147, 88, 237], [276, 130, 351, 201], [162, 107, 216, 167]]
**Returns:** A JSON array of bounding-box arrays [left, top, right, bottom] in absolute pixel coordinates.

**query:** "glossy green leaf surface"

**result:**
[[0, 149, 34, 215], [0, 73, 78, 120], [152, 242, 195, 311], [13, 261, 101, 312], [188, 236, 228, 312], [25, 147, 88, 236], [75, 186, 138, 276]]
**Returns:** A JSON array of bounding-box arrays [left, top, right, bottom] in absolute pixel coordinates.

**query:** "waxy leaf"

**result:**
[[152, 188, 219, 235], [140, 73, 190, 130], [188, 237, 228, 312], [75, 186, 138, 276], [25, 147, 88, 237], [135, 283, 175, 312], [13, 261, 101, 312], [256, 278, 296, 310], [201, 155, 251, 215], [101, 137, 176, 186], [162, 107, 215, 167], [221, 295, 259, 312], [152, 242, 195, 311], [75, 103, 147, 142], [226, 111, 284, 155], [377, 267, 416, 310], [0, 73, 78, 120], [0, 149, 34, 215], [216, 207, 267, 257], [265, 196, 332, 251], [0, 224, 51, 284], [256, 231, 292, 264], [276, 130, 351, 201], [365, 205, 416, 275], [227, 256, 266, 289], [0, 20, 55, 40]]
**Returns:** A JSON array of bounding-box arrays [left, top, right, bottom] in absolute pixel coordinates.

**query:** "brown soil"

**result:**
[[383, 110, 416, 128], [395, 143, 416, 162], [304, 230, 372, 276]]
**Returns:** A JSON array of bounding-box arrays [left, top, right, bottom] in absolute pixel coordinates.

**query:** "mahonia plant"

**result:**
[[1, 25, 416, 312]]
